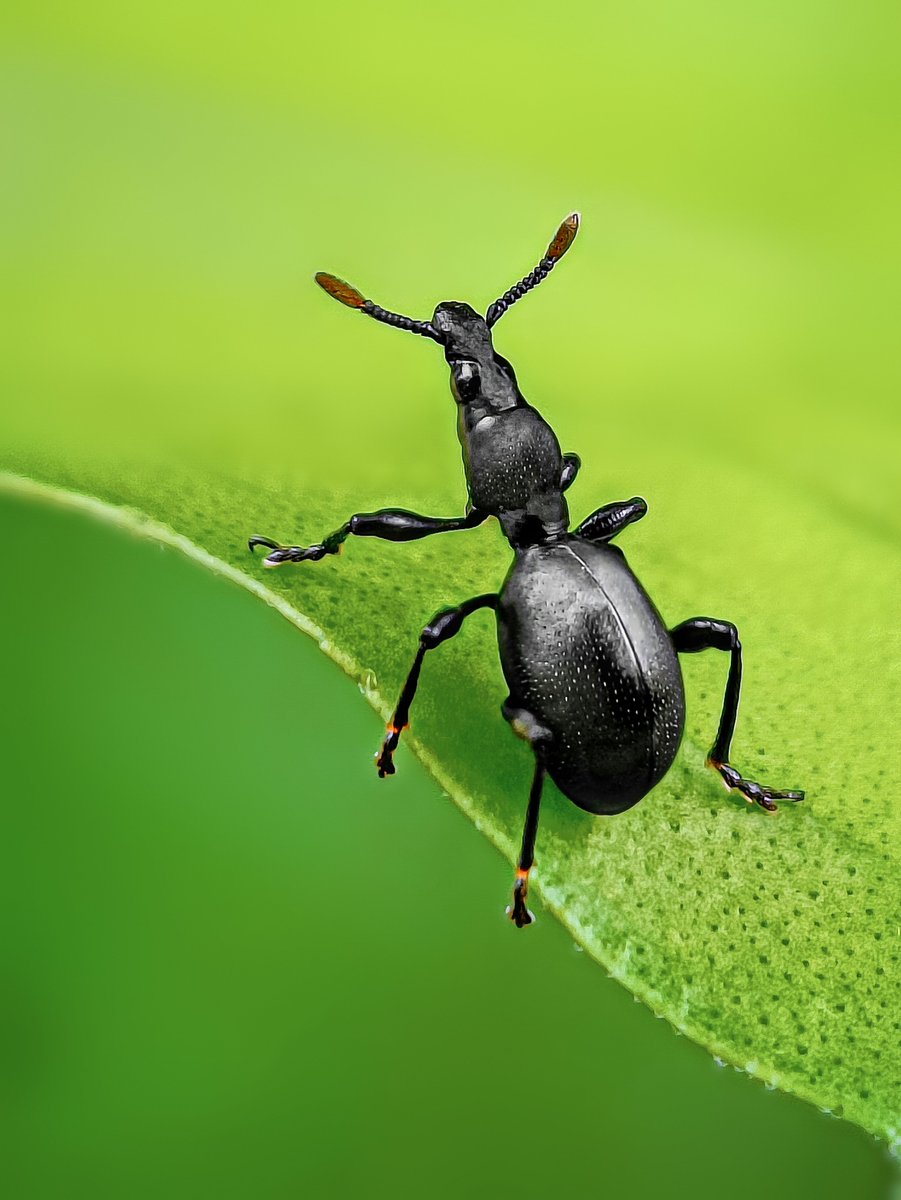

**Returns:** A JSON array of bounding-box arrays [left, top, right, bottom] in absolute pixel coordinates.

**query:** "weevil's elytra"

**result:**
[[498, 538, 685, 815], [249, 214, 805, 927]]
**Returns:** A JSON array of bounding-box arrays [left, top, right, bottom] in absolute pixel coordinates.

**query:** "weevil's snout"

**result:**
[[432, 301, 491, 357]]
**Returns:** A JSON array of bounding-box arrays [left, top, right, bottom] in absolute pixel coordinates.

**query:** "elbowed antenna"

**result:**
[[485, 212, 580, 328], [315, 272, 442, 342]]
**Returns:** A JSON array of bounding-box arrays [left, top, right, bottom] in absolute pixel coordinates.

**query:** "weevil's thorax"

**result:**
[[432, 300, 570, 550]]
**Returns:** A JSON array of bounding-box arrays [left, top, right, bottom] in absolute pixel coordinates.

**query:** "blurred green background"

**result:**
[[1, 1, 900, 1195]]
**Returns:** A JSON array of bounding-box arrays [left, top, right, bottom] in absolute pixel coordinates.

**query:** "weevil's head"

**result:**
[[431, 301, 493, 361]]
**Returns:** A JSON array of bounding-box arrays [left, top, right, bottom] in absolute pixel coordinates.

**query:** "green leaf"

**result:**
[[2, 458, 898, 1147]]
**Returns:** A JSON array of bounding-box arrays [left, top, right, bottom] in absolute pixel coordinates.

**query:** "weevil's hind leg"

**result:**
[[671, 618, 805, 812], [576, 497, 647, 544], [249, 506, 487, 568], [501, 703, 553, 927], [561, 453, 582, 492], [506, 753, 546, 928], [376, 593, 498, 777]]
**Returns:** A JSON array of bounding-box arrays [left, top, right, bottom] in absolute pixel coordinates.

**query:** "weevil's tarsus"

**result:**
[[486, 211, 580, 328], [672, 618, 806, 812], [708, 759, 805, 813], [248, 535, 280, 554], [248, 535, 328, 566], [507, 872, 535, 928]]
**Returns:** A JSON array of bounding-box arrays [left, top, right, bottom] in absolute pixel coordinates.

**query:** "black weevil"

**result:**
[[250, 214, 804, 927]]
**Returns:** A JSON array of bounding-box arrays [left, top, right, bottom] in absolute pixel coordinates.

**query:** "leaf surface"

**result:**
[[3, 456, 898, 1146]]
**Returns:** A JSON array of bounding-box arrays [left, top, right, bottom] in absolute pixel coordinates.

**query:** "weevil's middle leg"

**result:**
[[671, 617, 805, 812], [249, 506, 487, 567], [376, 593, 498, 777]]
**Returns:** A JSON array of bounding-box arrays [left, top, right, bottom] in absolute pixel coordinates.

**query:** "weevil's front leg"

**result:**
[[249, 506, 487, 567], [671, 617, 805, 812], [576, 497, 647, 544], [376, 593, 498, 777], [506, 754, 546, 928]]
